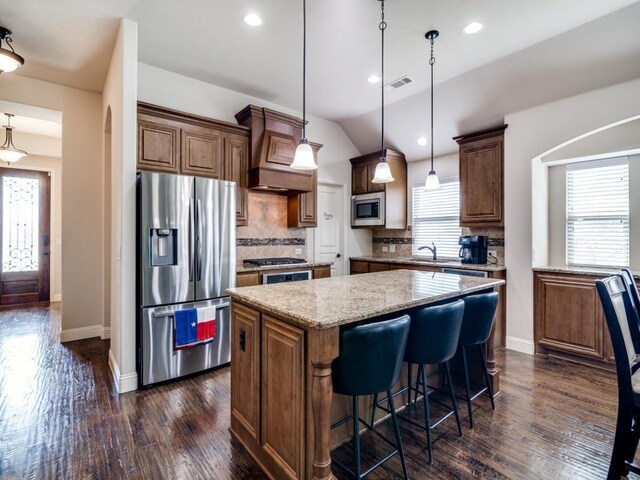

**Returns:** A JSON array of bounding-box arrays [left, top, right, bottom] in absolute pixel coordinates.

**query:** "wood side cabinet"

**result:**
[[534, 271, 613, 365], [288, 142, 322, 228], [454, 125, 507, 227], [136, 102, 250, 226]]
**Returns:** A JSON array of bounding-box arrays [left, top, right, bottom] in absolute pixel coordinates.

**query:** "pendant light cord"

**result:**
[[380, 1, 386, 158], [301, 0, 307, 140], [429, 35, 435, 172]]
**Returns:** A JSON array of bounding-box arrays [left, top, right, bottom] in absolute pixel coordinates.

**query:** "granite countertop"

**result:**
[[236, 260, 334, 273], [226, 270, 505, 329], [350, 256, 506, 272], [533, 265, 640, 279]]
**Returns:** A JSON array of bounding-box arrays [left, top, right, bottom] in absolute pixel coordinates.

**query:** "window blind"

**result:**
[[412, 181, 461, 259], [566, 157, 629, 268]]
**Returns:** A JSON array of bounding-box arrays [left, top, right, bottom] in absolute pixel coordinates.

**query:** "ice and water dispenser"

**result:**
[[149, 228, 178, 266]]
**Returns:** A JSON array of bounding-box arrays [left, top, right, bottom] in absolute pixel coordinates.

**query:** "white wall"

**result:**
[[505, 78, 640, 354], [103, 18, 138, 393], [137, 62, 370, 269], [0, 73, 105, 338]]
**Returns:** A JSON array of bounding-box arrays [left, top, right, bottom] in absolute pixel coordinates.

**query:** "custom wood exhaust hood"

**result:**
[[235, 105, 313, 193]]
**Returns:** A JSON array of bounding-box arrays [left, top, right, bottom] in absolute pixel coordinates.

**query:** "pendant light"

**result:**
[[290, 0, 317, 170], [371, 0, 394, 184], [424, 30, 440, 190], [0, 114, 28, 163], [0, 27, 25, 74]]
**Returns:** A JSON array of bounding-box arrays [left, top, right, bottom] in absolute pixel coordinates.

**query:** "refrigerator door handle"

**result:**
[[189, 198, 195, 282], [196, 198, 203, 282]]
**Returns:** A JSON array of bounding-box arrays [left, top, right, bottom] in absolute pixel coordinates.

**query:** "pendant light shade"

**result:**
[[0, 27, 25, 74], [291, 139, 316, 170], [371, 0, 394, 185], [0, 114, 27, 163], [371, 156, 394, 183], [290, 0, 317, 171], [424, 30, 440, 190]]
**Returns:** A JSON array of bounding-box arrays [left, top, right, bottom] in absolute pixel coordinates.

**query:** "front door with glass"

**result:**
[[0, 168, 50, 305]]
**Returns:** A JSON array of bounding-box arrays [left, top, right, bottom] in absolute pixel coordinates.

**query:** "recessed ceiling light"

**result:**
[[417, 136, 428, 146], [367, 74, 381, 84], [463, 22, 483, 35], [242, 13, 262, 27]]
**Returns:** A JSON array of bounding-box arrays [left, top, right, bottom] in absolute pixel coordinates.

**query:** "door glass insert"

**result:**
[[2, 176, 40, 272]]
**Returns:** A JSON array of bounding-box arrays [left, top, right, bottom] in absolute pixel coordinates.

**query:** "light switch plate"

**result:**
[[389, 245, 396, 253], [382, 246, 389, 252], [295, 248, 302, 255], [488, 250, 497, 258]]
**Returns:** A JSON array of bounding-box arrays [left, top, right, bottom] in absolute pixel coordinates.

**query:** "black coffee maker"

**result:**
[[458, 235, 489, 264]]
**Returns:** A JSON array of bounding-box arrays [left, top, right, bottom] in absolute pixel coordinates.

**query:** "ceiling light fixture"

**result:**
[[372, 0, 394, 184], [0, 114, 28, 163], [417, 136, 428, 146], [290, 0, 317, 170], [0, 26, 25, 73], [367, 74, 381, 84], [463, 21, 483, 35], [425, 30, 440, 190], [242, 13, 262, 27]]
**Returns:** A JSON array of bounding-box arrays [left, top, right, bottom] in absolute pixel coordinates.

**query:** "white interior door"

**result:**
[[315, 183, 344, 277]]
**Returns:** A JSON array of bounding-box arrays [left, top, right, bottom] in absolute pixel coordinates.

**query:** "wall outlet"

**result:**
[[382, 246, 389, 252], [295, 248, 302, 255], [389, 245, 396, 253], [488, 250, 497, 258]]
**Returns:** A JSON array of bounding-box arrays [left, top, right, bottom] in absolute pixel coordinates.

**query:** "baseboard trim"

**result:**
[[101, 327, 111, 340], [108, 349, 138, 394], [506, 336, 535, 355], [52, 294, 62, 302], [60, 324, 102, 343]]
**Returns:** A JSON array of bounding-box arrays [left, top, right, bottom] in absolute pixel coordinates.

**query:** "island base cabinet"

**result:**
[[261, 316, 305, 480]]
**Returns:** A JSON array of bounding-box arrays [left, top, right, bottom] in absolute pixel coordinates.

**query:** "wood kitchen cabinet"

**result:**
[[137, 102, 250, 225], [287, 142, 322, 228], [349, 149, 407, 229], [231, 302, 261, 441], [454, 125, 507, 227], [236, 266, 332, 288], [261, 316, 305, 479], [534, 270, 619, 367]]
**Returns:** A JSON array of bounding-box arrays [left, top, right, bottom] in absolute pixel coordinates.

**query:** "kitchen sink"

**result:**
[[410, 257, 455, 264]]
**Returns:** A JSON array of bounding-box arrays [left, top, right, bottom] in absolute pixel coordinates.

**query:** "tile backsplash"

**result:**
[[372, 226, 505, 264], [236, 192, 307, 263]]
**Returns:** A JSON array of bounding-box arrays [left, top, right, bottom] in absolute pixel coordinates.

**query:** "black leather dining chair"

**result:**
[[596, 275, 640, 480], [457, 292, 499, 428], [331, 315, 411, 480]]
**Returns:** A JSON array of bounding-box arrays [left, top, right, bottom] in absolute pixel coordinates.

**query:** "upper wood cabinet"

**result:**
[[136, 102, 250, 226], [288, 142, 322, 228], [349, 149, 407, 229], [454, 125, 507, 227]]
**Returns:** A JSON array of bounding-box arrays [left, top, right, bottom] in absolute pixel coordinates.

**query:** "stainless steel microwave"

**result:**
[[351, 192, 385, 227]]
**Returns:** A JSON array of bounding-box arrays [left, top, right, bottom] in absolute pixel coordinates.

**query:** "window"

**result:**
[[566, 157, 629, 267], [412, 180, 461, 258]]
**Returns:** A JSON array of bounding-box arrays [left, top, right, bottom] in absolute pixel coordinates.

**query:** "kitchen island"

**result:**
[[226, 269, 505, 480]]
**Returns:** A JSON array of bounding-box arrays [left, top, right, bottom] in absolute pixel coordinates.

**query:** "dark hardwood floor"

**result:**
[[0, 304, 634, 479]]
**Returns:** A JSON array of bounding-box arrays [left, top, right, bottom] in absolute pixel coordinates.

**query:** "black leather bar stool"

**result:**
[[331, 315, 411, 480], [457, 291, 499, 428], [374, 300, 464, 464]]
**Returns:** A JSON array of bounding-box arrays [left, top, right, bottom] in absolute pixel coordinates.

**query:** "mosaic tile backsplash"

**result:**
[[236, 192, 308, 263]]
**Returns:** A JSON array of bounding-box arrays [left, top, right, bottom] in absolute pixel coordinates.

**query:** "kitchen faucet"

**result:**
[[417, 242, 437, 260]]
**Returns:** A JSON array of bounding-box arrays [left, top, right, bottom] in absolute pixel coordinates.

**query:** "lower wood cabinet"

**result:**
[[261, 316, 305, 479], [231, 303, 261, 441], [534, 271, 614, 365]]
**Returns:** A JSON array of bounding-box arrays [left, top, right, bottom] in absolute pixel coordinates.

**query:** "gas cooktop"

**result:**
[[243, 257, 307, 266]]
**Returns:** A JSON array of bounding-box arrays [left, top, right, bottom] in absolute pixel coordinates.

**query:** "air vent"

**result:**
[[386, 75, 413, 89]]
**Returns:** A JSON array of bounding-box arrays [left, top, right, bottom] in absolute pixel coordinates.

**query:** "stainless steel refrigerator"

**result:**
[[137, 172, 236, 387]]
